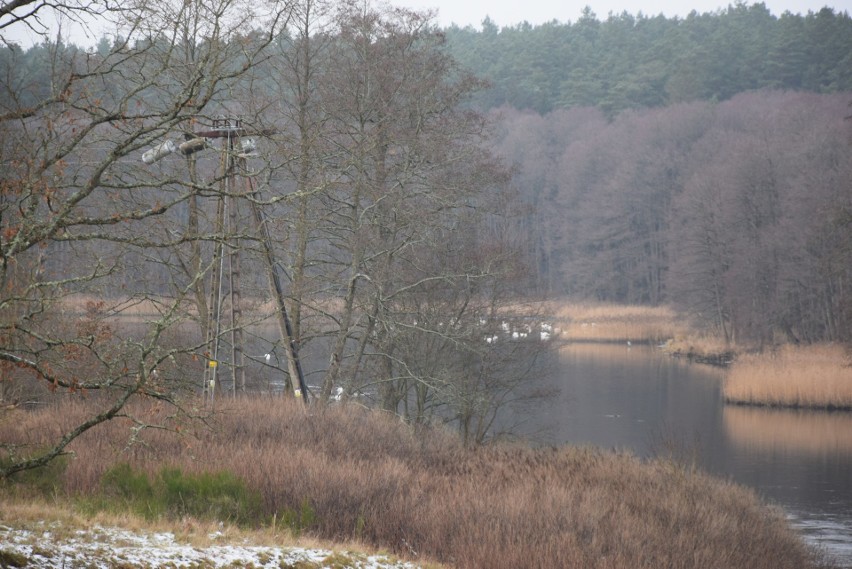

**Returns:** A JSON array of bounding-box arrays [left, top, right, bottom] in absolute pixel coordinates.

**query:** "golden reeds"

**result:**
[[724, 344, 852, 409], [552, 302, 688, 343], [663, 334, 736, 361]]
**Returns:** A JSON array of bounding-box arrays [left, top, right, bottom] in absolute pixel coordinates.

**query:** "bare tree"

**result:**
[[0, 0, 294, 477], [302, 2, 520, 414], [233, 1, 556, 439]]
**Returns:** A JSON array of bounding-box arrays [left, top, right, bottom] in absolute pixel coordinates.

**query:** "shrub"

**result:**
[[159, 467, 261, 524], [101, 462, 155, 501], [0, 450, 68, 498], [97, 463, 261, 525], [275, 498, 318, 537]]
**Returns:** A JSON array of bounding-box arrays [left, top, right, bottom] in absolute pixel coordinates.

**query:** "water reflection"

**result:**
[[724, 406, 852, 455], [512, 343, 852, 567], [520, 343, 724, 453]]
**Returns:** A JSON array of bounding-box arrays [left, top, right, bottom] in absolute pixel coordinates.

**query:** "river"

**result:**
[[506, 343, 852, 567]]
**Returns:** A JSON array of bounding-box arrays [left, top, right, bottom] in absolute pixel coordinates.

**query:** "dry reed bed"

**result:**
[[552, 302, 687, 343], [663, 334, 737, 362], [724, 344, 852, 410], [1, 397, 830, 569]]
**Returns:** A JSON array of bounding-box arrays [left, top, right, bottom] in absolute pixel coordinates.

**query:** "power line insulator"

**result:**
[[239, 138, 257, 154], [141, 140, 176, 164], [179, 137, 207, 156]]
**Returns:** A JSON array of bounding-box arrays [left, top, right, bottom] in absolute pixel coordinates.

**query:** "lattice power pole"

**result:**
[[143, 118, 308, 403]]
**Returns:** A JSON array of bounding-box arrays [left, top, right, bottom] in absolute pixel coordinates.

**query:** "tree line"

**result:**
[[6, 3, 851, 118], [492, 91, 852, 346], [443, 3, 852, 115]]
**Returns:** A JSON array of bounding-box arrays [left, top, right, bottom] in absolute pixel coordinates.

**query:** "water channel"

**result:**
[[509, 343, 852, 567]]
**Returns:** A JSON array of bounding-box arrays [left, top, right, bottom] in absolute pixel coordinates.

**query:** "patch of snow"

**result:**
[[0, 523, 420, 568]]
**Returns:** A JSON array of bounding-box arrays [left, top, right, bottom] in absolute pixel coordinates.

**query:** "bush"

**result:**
[[101, 463, 154, 501], [0, 450, 68, 498], [275, 498, 318, 537], [3, 398, 834, 568], [159, 467, 261, 524], [97, 463, 261, 525]]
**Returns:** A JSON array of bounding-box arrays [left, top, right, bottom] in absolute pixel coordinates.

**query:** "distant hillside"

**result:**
[[442, 4, 852, 115]]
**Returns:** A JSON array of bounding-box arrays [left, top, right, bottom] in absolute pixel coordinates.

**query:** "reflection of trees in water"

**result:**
[[724, 406, 852, 455]]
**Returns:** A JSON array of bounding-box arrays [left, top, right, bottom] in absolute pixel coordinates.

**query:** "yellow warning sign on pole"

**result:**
[[209, 360, 217, 368]]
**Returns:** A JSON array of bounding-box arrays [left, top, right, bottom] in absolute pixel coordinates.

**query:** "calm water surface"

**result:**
[[511, 343, 852, 567]]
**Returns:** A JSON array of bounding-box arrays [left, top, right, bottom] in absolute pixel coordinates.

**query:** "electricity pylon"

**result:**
[[144, 118, 308, 403]]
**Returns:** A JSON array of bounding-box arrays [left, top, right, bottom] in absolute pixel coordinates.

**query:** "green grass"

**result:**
[[86, 463, 262, 526]]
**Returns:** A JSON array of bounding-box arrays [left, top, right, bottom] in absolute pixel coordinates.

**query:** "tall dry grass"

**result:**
[[552, 302, 688, 343], [663, 334, 736, 363], [0, 397, 831, 569], [724, 344, 852, 409]]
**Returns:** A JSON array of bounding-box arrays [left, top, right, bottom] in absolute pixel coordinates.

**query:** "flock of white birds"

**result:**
[[485, 321, 557, 344]]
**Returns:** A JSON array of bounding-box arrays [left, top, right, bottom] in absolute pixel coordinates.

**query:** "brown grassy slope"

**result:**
[[1, 397, 831, 569]]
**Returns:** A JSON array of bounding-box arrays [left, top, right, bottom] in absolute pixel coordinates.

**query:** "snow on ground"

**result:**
[[0, 522, 421, 568]]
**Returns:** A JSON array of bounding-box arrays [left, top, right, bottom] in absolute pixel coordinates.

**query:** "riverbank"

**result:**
[[1, 397, 833, 569], [661, 334, 738, 365], [552, 302, 688, 344], [551, 301, 733, 363], [551, 302, 852, 410], [723, 344, 852, 410]]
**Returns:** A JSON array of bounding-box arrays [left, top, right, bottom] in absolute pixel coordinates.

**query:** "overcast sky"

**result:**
[[392, 0, 852, 27], [5, 0, 851, 46]]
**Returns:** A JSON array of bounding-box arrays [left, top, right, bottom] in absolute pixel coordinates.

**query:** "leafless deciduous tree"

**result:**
[[494, 92, 852, 347], [236, 1, 554, 439], [0, 0, 295, 477]]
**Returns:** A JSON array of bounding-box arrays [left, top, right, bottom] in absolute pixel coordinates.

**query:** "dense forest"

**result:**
[[1, 3, 850, 353], [444, 3, 852, 115], [491, 93, 851, 346], [433, 3, 852, 345]]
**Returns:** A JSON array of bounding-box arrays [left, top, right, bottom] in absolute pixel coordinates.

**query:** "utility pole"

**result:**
[[143, 118, 308, 403]]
